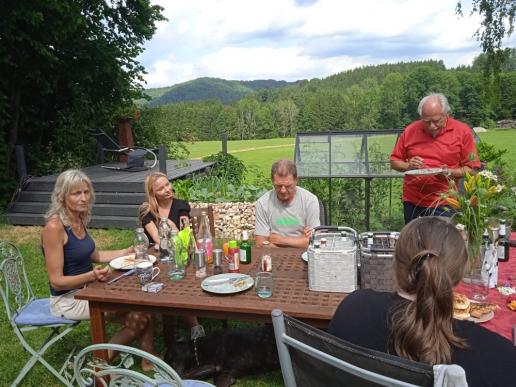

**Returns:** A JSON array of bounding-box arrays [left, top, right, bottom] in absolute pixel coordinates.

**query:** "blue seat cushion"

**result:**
[[146, 380, 214, 387], [14, 298, 77, 326]]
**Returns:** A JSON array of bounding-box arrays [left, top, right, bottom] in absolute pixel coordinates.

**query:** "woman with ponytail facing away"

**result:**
[[329, 217, 516, 387]]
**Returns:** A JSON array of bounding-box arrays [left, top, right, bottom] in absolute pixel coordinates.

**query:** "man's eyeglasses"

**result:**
[[273, 184, 295, 192], [422, 115, 444, 126]]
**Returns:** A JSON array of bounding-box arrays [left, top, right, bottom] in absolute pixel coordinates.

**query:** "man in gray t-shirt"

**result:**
[[255, 159, 320, 248]]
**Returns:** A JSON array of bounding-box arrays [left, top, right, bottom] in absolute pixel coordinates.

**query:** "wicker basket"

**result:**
[[307, 226, 358, 293], [359, 231, 399, 292]]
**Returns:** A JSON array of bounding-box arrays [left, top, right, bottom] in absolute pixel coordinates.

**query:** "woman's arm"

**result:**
[[42, 218, 98, 291], [143, 222, 160, 245]]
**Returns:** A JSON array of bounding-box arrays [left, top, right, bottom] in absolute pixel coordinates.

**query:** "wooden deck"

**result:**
[[31, 159, 215, 188], [6, 159, 215, 229]]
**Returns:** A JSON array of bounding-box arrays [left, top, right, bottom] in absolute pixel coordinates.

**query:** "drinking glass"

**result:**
[[470, 267, 489, 302], [255, 272, 273, 298]]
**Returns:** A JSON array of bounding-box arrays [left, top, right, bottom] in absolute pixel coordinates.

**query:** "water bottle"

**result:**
[[158, 217, 172, 263], [134, 227, 149, 261], [196, 211, 213, 264]]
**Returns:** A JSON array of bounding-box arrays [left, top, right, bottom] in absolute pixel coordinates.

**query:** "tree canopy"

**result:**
[[0, 0, 165, 203]]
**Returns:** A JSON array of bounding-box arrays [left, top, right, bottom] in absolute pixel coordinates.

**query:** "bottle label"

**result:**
[[228, 252, 240, 272], [239, 250, 247, 263], [261, 255, 272, 272], [205, 238, 213, 263], [497, 245, 505, 260]]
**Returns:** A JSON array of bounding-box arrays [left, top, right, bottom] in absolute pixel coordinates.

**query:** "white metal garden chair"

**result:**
[[0, 240, 80, 386], [74, 343, 215, 387]]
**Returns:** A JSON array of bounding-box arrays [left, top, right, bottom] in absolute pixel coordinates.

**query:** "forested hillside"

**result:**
[[147, 77, 296, 106], [136, 53, 516, 147]]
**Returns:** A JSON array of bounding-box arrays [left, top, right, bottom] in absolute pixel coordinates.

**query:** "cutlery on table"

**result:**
[[107, 269, 135, 285], [203, 275, 248, 286]]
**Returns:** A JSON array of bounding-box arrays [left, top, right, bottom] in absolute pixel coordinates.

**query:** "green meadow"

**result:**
[[185, 129, 516, 177]]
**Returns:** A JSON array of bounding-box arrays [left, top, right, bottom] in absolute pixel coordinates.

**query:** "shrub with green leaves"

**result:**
[[203, 152, 246, 184]]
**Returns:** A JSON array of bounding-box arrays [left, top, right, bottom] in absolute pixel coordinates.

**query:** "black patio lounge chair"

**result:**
[[88, 128, 158, 171]]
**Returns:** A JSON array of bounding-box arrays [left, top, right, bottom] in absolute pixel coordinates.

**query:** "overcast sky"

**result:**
[[138, 0, 515, 89]]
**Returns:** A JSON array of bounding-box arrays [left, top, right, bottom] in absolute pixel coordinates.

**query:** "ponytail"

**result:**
[[391, 218, 469, 364]]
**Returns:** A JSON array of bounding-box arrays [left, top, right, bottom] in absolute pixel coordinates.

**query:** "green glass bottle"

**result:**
[[239, 230, 252, 264]]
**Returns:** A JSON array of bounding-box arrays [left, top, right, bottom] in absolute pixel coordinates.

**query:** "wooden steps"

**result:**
[[6, 160, 215, 229]]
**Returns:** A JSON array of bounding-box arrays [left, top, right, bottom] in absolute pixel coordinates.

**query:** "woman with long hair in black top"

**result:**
[[329, 217, 516, 387]]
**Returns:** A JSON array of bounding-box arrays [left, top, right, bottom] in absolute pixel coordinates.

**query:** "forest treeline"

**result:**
[[136, 53, 516, 147], [147, 78, 297, 106]]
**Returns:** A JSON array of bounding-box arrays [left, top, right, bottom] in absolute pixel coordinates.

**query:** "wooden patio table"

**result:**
[[75, 247, 346, 359]]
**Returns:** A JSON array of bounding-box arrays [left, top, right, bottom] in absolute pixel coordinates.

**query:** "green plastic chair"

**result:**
[[0, 241, 80, 386], [74, 343, 215, 387]]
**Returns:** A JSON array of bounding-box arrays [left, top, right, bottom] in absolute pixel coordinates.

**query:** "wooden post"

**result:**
[[117, 117, 134, 162], [15, 144, 27, 182], [221, 134, 227, 155], [159, 144, 167, 174]]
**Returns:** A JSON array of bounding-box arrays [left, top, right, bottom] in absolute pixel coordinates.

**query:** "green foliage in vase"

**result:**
[[441, 171, 505, 260]]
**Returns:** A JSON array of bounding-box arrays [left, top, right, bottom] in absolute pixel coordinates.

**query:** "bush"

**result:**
[[203, 152, 246, 184]]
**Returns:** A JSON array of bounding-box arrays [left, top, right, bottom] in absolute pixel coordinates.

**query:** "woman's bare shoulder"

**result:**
[[43, 216, 65, 234]]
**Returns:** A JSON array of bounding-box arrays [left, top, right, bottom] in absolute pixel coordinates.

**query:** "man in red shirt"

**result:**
[[390, 93, 481, 224]]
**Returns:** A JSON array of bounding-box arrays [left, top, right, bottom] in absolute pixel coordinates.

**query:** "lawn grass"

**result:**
[[0, 224, 283, 386], [478, 128, 516, 167]]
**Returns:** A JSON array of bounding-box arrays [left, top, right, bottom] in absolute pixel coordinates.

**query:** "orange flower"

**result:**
[[469, 195, 478, 207], [446, 197, 461, 209]]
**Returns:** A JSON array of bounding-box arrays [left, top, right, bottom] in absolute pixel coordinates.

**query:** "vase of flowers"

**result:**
[[441, 170, 504, 300]]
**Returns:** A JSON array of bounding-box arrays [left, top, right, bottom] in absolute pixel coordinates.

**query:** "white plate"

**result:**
[[468, 310, 494, 324], [405, 168, 443, 176], [110, 254, 157, 270], [301, 251, 308, 262], [201, 273, 254, 294]]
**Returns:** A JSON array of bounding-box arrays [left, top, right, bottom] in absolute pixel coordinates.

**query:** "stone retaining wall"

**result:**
[[190, 202, 256, 239]]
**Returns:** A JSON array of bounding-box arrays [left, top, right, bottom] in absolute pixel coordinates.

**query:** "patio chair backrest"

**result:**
[[74, 343, 215, 387], [318, 198, 327, 225], [0, 241, 35, 323], [88, 128, 125, 151], [271, 309, 436, 387]]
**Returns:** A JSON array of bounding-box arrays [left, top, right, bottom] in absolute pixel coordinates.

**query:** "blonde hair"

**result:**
[[137, 172, 170, 225], [45, 169, 95, 226]]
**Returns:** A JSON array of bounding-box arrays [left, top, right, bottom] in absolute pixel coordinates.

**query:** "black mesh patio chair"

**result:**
[[271, 309, 467, 387], [88, 128, 158, 171]]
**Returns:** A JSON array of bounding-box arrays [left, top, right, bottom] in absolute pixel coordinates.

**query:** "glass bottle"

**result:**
[[158, 217, 172, 263], [134, 227, 149, 261], [239, 230, 252, 264], [227, 240, 240, 273], [260, 240, 272, 272], [196, 211, 213, 264], [498, 219, 509, 262]]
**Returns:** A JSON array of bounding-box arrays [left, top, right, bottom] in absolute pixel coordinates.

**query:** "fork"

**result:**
[[203, 275, 248, 286]]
